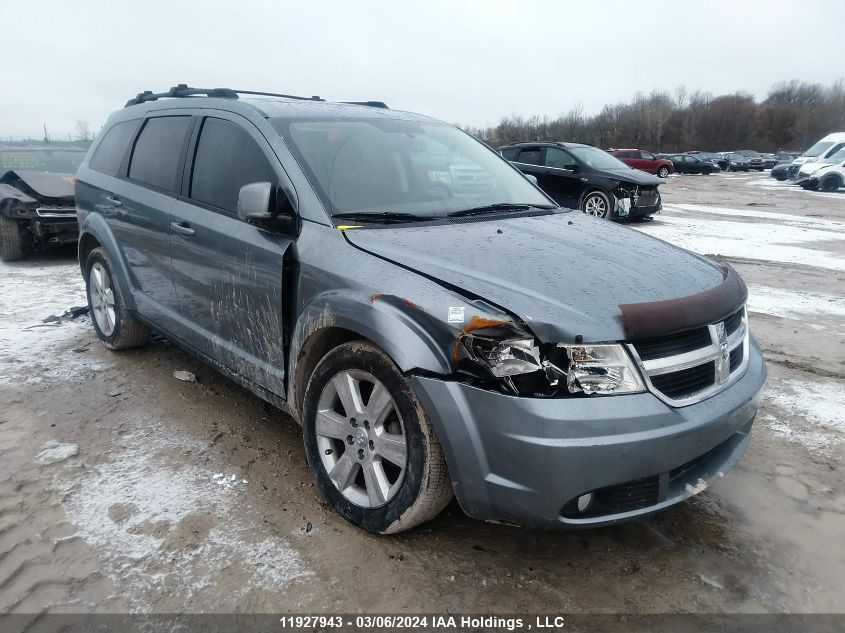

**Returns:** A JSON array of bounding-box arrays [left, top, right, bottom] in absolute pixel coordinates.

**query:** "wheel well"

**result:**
[[822, 173, 843, 188], [293, 326, 364, 417], [78, 233, 101, 272]]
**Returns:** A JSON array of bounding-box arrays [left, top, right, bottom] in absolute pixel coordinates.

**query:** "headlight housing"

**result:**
[[454, 325, 644, 397], [558, 344, 645, 395]]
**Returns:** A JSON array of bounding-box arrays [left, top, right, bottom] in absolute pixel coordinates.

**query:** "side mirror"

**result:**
[[237, 182, 298, 234], [525, 174, 539, 185], [237, 182, 273, 223]]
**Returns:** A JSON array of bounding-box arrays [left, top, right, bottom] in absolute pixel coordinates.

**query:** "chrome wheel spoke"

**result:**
[[365, 383, 393, 425], [315, 409, 350, 441], [329, 452, 358, 491], [376, 433, 407, 467], [333, 372, 365, 417], [362, 460, 390, 506]]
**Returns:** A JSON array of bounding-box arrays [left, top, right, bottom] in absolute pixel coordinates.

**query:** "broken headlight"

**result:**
[[454, 327, 543, 394], [558, 344, 645, 395]]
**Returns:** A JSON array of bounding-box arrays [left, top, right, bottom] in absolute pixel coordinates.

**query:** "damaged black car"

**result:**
[[499, 141, 663, 220], [0, 144, 85, 261]]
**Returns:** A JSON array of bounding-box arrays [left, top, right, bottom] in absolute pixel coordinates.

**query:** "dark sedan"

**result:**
[[662, 154, 718, 175]]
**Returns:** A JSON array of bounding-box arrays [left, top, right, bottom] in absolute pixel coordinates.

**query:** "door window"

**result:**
[[190, 118, 276, 212], [500, 147, 519, 160], [545, 147, 575, 168], [516, 148, 541, 165], [128, 117, 192, 192], [90, 120, 139, 175], [640, 151, 655, 160]]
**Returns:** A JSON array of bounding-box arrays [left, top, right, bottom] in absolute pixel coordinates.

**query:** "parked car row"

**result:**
[[69, 85, 765, 534]]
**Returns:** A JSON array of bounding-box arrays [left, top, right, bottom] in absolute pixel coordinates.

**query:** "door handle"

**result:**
[[106, 195, 122, 207], [170, 221, 195, 237]]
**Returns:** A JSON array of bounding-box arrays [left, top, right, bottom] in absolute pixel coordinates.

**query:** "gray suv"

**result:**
[[75, 85, 766, 533]]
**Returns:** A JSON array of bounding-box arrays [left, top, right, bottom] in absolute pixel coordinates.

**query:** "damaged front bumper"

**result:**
[[613, 186, 661, 220], [410, 338, 766, 528]]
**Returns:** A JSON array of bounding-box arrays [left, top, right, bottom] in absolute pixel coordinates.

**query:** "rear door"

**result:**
[[106, 115, 193, 321], [168, 113, 296, 394]]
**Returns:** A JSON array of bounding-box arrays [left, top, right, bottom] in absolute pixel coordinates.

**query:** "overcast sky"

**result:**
[[2, 0, 843, 140]]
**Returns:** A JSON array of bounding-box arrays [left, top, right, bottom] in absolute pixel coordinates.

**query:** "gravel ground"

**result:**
[[0, 171, 843, 622]]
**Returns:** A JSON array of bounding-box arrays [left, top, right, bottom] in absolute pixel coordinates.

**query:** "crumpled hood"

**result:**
[[0, 169, 75, 201], [344, 212, 726, 342], [598, 167, 663, 186]]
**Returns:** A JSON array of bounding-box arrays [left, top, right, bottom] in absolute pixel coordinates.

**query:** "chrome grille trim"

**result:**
[[627, 307, 750, 407]]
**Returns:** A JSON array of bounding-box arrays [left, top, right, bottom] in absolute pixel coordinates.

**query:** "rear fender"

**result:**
[[77, 212, 137, 312]]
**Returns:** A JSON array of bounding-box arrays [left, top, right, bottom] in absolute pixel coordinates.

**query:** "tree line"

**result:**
[[462, 79, 845, 153]]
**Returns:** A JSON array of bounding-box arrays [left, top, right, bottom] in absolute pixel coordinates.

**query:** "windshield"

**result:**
[[736, 150, 760, 157], [274, 118, 551, 217], [803, 141, 834, 158], [0, 148, 85, 173], [568, 146, 630, 170], [820, 146, 845, 164]]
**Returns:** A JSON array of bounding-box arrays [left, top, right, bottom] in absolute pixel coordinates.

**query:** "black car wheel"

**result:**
[[85, 247, 150, 349], [0, 216, 26, 262], [302, 341, 453, 533], [657, 166, 670, 178], [582, 191, 611, 219], [820, 176, 841, 192]]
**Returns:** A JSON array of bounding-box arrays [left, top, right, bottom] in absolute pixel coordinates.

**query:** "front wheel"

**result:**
[[820, 176, 841, 192], [85, 248, 150, 349], [657, 166, 670, 178], [302, 341, 453, 533], [581, 191, 611, 219], [0, 216, 26, 262]]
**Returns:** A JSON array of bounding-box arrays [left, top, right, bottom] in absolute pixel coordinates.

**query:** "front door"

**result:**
[[169, 114, 295, 394]]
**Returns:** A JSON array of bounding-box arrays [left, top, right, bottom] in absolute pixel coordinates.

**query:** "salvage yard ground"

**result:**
[[0, 171, 843, 620]]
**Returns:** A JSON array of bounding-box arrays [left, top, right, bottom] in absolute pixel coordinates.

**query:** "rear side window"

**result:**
[[128, 116, 192, 192], [190, 118, 276, 212], [89, 120, 138, 175], [516, 148, 541, 165]]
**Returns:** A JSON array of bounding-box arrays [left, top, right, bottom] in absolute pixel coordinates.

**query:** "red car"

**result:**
[[608, 149, 673, 178]]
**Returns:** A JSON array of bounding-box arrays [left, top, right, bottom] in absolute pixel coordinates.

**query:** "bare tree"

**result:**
[[74, 119, 92, 142]]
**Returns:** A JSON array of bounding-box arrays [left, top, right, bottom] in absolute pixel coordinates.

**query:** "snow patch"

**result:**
[[748, 286, 845, 320], [36, 440, 80, 465], [59, 416, 310, 611], [762, 380, 845, 452]]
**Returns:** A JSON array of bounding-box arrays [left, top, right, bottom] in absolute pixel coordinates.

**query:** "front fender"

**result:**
[[77, 211, 137, 312]]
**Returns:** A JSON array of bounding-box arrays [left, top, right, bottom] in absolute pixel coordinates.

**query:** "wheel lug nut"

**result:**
[[357, 449, 364, 460], [346, 435, 354, 445]]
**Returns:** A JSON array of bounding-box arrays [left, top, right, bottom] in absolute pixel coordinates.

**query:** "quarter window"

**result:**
[[90, 120, 138, 175], [128, 117, 192, 192], [191, 118, 276, 212]]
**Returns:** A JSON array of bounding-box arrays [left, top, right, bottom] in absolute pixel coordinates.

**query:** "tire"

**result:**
[[820, 176, 841, 192], [302, 341, 453, 534], [85, 247, 149, 349], [703, 168, 712, 175], [581, 190, 612, 219], [0, 216, 26, 262], [657, 166, 670, 178]]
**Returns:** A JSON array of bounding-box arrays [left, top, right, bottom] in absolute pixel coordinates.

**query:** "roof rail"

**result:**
[[124, 84, 325, 108], [340, 101, 390, 109]]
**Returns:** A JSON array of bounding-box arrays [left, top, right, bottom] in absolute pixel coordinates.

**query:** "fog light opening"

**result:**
[[577, 493, 594, 513]]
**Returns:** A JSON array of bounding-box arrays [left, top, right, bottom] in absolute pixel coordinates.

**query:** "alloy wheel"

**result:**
[[658, 166, 669, 178], [584, 194, 609, 218], [89, 262, 116, 336], [315, 369, 408, 508]]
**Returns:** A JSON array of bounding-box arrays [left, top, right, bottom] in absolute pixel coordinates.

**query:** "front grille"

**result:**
[[633, 326, 711, 361], [651, 362, 715, 399], [628, 306, 749, 406], [594, 476, 660, 513], [729, 346, 743, 372]]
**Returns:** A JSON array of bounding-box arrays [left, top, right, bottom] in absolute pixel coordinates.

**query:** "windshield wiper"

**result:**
[[447, 203, 555, 218], [332, 211, 439, 225]]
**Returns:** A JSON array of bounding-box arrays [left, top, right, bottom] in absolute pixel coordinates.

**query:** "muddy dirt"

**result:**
[[0, 172, 843, 621]]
